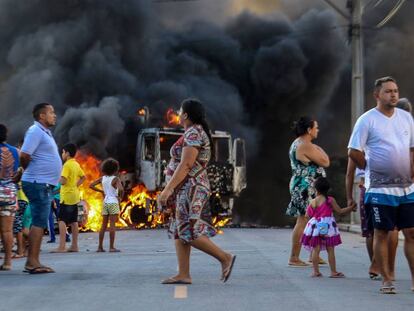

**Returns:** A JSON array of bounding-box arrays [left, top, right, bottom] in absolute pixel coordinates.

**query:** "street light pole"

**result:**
[[348, 0, 365, 225], [349, 0, 365, 127]]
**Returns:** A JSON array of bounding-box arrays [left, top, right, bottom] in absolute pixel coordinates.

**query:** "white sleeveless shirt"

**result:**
[[102, 175, 118, 204]]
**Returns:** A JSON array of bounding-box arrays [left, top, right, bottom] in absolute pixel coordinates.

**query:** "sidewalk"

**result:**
[[338, 223, 405, 240]]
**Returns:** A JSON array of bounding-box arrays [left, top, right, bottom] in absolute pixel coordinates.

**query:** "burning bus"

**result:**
[[77, 108, 246, 231]]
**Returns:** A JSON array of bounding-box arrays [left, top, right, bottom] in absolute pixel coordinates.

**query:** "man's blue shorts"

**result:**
[[22, 181, 53, 228]]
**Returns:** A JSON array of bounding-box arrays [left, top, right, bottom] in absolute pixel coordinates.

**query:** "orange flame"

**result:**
[[76, 153, 231, 231], [75, 153, 103, 232], [76, 153, 164, 231], [137, 108, 146, 116], [166, 108, 180, 126]]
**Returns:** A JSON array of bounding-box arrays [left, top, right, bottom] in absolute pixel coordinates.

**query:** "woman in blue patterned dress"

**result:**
[[158, 98, 236, 284], [286, 117, 329, 266]]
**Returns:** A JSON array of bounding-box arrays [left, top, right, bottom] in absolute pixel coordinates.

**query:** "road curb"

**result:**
[[338, 223, 405, 241]]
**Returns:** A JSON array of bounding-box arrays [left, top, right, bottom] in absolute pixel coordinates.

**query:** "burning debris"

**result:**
[[165, 108, 180, 127], [75, 112, 243, 231]]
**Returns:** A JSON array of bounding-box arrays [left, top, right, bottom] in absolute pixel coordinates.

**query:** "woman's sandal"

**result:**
[[0, 264, 11, 271], [288, 260, 310, 267], [161, 277, 192, 285], [311, 272, 323, 277], [380, 284, 396, 294], [329, 272, 345, 278], [369, 272, 382, 281], [222, 255, 236, 283]]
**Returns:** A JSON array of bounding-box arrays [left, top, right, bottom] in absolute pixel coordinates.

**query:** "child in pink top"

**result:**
[[301, 177, 356, 278]]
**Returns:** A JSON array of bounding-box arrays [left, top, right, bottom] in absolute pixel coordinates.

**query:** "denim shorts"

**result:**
[[22, 181, 53, 228]]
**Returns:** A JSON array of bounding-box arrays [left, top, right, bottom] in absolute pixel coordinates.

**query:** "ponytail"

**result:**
[[181, 98, 215, 162], [199, 118, 215, 161]]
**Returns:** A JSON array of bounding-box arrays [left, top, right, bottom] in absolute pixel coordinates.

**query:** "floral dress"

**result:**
[[166, 125, 216, 243], [0, 143, 19, 217], [286, 139, 326, 217]]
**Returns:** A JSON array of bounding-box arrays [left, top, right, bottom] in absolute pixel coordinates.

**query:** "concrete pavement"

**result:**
[[0, 228, 413, 311]]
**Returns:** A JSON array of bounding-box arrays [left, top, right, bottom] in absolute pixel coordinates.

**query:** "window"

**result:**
[[214, 138, 230, 163], [143, 136, 155, 161]]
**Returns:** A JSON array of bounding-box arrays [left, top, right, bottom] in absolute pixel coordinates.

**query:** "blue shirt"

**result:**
[[0, 143, 19, 180], [21, 121, 62, 185]]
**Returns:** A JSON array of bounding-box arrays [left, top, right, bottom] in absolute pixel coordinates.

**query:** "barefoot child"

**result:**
[[89, 158, 123, 252], [301, 177, 356, 278]]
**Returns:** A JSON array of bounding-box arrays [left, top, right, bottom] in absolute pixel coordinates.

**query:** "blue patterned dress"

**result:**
[[166, 125, 216, 243], [286, 139, 326, 217]]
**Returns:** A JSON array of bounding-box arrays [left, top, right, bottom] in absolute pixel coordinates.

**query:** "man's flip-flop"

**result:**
[[222, 255, 236, 283], [23, 266, 55, 274], [161, 277, 192, 285]]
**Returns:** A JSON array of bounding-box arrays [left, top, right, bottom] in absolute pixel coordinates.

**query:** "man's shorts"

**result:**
[[58, 203, 79, 224], [102, 203, 120, 216], [359, 186, 374, 237], [22, 181, 53, 228], [367, 203, 414, 231]]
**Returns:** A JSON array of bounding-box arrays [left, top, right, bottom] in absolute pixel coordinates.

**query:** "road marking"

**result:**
[[174, 286, 188, 299]]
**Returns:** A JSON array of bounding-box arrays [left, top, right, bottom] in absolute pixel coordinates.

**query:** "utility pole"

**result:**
[[348, 0, 365, 127], [321, 0, 365, 126]]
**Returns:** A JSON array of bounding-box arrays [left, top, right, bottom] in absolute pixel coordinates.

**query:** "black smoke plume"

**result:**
[[0, 0, 354, 225]]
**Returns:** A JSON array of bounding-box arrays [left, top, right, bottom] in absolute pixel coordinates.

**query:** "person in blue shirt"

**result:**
[[20, 103, 62, 274], [0, 124, 20, 271]]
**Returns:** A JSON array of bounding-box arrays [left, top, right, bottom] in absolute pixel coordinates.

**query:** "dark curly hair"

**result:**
[[292, 116, 315, 137], [101, 158, 119, 176], [314, 177, 330, 199]]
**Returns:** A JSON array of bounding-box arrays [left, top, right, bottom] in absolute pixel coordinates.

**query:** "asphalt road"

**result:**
[[0, 228, 413, 311]]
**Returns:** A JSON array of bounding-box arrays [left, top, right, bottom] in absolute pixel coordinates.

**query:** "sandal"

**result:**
[[161, 277, 192, 285], [308, 258, 327, 265], [23, 266, 55, 274], [0, 264, 11, 271], [311, 272, 323, 277], [369, 272, 382, 281], [330, 272, 345, 278], [288, 260, 310, 267], [380, 284, 396, 294], [222, 255, 236, 283]]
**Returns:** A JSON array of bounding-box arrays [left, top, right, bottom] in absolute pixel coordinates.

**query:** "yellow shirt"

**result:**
[[17, 182, 29, 202], [60, 158, 85, 205]]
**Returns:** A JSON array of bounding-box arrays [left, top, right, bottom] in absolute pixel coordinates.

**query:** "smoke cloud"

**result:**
[[0, 0, 367, 225]]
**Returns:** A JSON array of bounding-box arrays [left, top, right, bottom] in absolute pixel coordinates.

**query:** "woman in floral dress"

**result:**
[[286, 117, 330, 266], [0, 124, 20, 271], [158, 98, 236, 284]]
